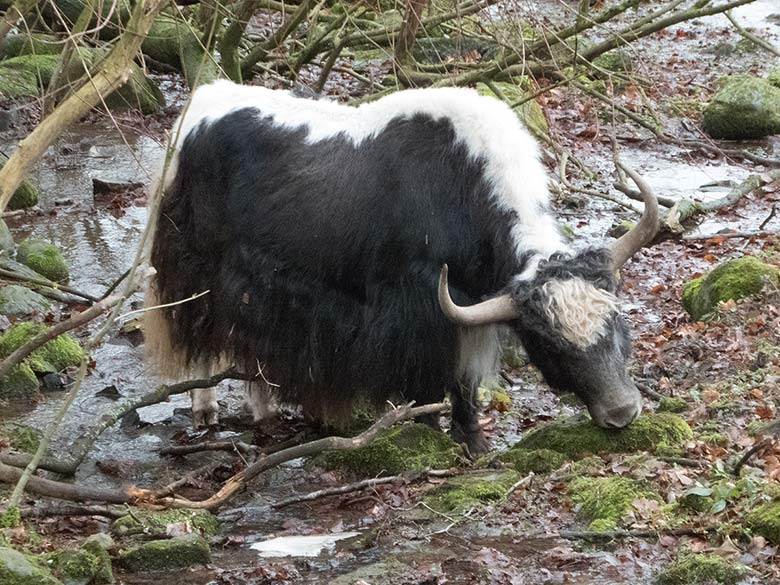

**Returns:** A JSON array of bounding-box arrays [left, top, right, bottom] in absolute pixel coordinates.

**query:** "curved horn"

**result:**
[[610, 162, 660, 270], [438, 264, 520, 327]]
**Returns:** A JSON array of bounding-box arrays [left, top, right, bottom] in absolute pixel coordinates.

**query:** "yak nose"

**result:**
[[602, 401, 642, 429]]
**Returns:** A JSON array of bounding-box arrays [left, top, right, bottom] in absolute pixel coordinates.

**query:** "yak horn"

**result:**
[[438, 264, 519, 327], [610, 161, 660, 270]]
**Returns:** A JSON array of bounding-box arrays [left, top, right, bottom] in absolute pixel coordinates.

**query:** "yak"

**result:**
[[144, 80, 658, 454]]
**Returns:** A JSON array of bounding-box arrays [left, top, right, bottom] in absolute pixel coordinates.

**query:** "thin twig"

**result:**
[[0, 267, 99, 302], [734, 438, 773, 476]]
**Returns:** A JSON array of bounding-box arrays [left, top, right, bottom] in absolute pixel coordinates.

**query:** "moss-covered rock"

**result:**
[[0, 220, 12, 254], [0, 422, 41, 453], [593, 49, 633, 72], [498, 448, 566, 474], [657, 397, 687, 413], [316, 423, 460, 476], [476, 81, 548, 139], [0, 546, 63, 585], [43, 544, 113, 584], [79, 536, 113, 584], [16, 239, 69, 283], [656, 553, 748, 585], [0, 285, 51, 318], [7, 178, 39, 210], [768, 69, 780, 89], [0, 363, 39, 399], [0, 54, 59, 99], [118, 534, 210, 573], [0, 34, 61, 59], [111, 509, 219, 537], [682, 256, 779, 320], [0, 322, 83, 376], [142, 16, 216, 89], [568, 476, 659, 531], [329, 559, 412, 585], [515, 413, 692, 458], [702, 76, 780, 139], [423, 470, 519, 513], [747, 501, 780, 543]]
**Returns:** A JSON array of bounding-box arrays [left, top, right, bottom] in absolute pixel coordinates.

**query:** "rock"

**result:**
[[476, 81, 548, 139], [315, 423, 461, 477], [593, 49, 633, 72], [515, 413, 693, 457], [498, 447, 566, 474], [41, 372, 65, 392], [657, 397, 687, 413], [328, 559, 413, 585], [681, 256, 780, 321], [0, 54, 59, 99], [0, 363, 39, 399], [0, 219, 14, 253], [42, 543, 114, 585], [768, 69, 780, 89], [0, 546, 63, 585], [118, 534, 210, 573], [111, 509, 219, 537], [16, 239, 69, 283], [0, 285, 51, 317], [656, 553, 748, 585], [423, 470, 519, 513], [141, 16, 217, 88], [747, 501, 780, 543], [0, 422, 41, 452], [0, 322, 83, 375], [0, 34, 61, 59], [567, 476, 659, 531], [702, 76, 780, 139], [607, 220, 635, 239], [7, 178, 39, 211]]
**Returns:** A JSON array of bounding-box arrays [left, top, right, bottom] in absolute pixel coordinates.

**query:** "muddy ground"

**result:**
[[1, 0, 780, 583]]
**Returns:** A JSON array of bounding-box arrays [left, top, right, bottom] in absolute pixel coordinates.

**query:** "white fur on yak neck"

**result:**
[[172, 80, 569, 262]]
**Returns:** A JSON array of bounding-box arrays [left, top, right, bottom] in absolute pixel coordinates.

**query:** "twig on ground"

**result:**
[[656, 456, 706, 468], [0, 295, 122, 380], [635, 380, 664, 401], [504, 473, 534, 499], [20, 503, 128, 519], [760, 204, 777, 231], [273, 469, 455, 508], [160, 438, 258, 457], [733, 438, 773, 476], [0, 266, 99, 303], [725, 10, 780, 57]]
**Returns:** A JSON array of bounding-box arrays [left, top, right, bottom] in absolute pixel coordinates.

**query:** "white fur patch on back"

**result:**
[[542, 279, 618, 349], [173, 81, 570, 262]]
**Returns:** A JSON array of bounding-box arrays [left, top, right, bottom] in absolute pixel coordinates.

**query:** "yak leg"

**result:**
[[449, 380, 489, 455], [243, 380, 279, 423], [190, 363, 219, 428]]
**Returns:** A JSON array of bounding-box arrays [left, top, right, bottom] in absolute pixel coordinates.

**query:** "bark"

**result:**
[[395, 0, 428, 64]]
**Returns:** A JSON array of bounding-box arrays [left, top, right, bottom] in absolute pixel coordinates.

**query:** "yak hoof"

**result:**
[[192, 408, 219, 428], [452, 425, 490, 456]]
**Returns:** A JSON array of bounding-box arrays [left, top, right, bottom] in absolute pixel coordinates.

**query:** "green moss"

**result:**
[[747, 501, 780, 543], [0, 54, 58, 99], [768, 69, 780, 89], [316, 423, 460, 476], [118, 534, 210, 572], [0, 547, 62, 585], [656, 553, 748, 585], [0, 507, 20, 529], [476, 81, 548, 139], [657, 397, 687, 413], [702, 76, 780, 139], [0, 363, 39, 399], [0, 322, 83, 374], [682, 256, 779, 320], [0, 34, 60, 59], [423, 470, 519, 513], [499, 448, 566, 474], [568, 476, 659, 531], [16, 239, 69, 283], [516, 413, 692, 458], [593, 50, 633, 72], [43, 547, 109, 584], [79, 539, 113, 584], [698, 432, 728, 447], [7, 179, 39, 211], [111, 508, 219, 537], [0, 423, 41, 453]]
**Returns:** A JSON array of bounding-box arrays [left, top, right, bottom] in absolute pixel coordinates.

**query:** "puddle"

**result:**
[[250, 532, 362, 558]]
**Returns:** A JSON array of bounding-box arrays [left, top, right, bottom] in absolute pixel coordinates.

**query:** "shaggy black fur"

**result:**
[[151, 108, 527, 437]]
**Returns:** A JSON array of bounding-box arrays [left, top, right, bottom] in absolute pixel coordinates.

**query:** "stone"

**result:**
[[43, 545, 113, 585], [515, 413, 692, 458], [702, 76, 780, 139], [0, 547, 63, 585], [0, 34, 61, 59], [746, 501, 780, 544], [111, 509, 219, 537], [0, 285, 51, 317], [0, 54, 59, 99], [118, 534, 210, 572], [656, 553, 748, 585], [7, 179, 39, 211], [498, 447, 567, 474], [567, 476, 659, 531], [0, 322, 82, 376], [0, 363, 39, 399], [16, 239, 69, 283], [0, 219, 14, 253], [682, 256, 779, 321], [423, 470, 520, 513]]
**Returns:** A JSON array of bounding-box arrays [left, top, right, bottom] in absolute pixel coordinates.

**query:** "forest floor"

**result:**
[[1, 0, 780, 584]]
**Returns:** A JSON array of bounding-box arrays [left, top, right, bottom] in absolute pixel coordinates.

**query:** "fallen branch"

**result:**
[[0, 295, 122, 381], [146, 401, 449, 510], [683, 231, 778, 241], [273, 468, 455, 508], [733, 438, 773, 477], [725, 10, 780, 58], [0, 268, 99, 303], [160, 438, 258, 457], [20, 503, 128, 519], [0, 370, 252, 475]]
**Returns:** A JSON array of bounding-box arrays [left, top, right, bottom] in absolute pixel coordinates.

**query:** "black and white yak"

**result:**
[[144, 80, 658, 454]]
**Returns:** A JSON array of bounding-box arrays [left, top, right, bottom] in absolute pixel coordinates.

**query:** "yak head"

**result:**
[[438, 171, 658, 429]]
